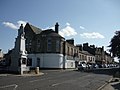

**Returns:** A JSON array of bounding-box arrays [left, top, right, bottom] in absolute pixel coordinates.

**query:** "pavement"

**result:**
[[100, 78, 120, 90], [16, 72, 44, 76]]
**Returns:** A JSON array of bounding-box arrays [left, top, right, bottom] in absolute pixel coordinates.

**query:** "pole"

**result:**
[[119, 59, 120, 78]]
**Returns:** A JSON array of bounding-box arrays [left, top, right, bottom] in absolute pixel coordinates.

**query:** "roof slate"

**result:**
[[40, 29, 63, 38], [26, 23, 42, 34], [80, 50, 94, 56], [25, 23, 64, 38]]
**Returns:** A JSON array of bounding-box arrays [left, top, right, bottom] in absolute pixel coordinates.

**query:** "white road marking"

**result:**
[[0, 84, 18, 89], [51, 83, 61, 86], [14, 84, 18, 89], [29, 79, 40, 83], [0, 74, 8, 76], [51, 74, 91, 87], [29, 77, 51, 83]]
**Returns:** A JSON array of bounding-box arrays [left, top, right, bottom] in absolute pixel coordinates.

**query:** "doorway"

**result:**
[[37, 58, 40, 67]]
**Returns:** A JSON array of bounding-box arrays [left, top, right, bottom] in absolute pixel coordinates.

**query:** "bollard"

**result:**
[[35, 67, 39, 74]]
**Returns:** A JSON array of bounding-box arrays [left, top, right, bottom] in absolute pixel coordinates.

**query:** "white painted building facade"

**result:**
[[27, 54, 76, 69]]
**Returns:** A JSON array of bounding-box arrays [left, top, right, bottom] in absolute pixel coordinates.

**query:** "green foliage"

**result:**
[[109, 31, 120, 58]]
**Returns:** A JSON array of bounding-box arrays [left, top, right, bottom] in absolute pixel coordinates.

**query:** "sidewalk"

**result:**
[[100, 78, 120, 90], [16, 71, 44, 77]]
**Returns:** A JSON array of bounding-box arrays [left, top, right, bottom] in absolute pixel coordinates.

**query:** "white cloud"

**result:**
[[2, 20, 27, 30], [80, 26, 85, 30], [2, 22, 18, 30], [80, 32, 105, 39], [66, 22, 70, 26], [43, 26, 55, 30], [59, 23, 77, 37]]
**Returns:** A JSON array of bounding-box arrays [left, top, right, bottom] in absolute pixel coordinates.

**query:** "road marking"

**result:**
[[29, 79, 40, 83], [51, 83, 61, 86], [97, 77, 113, 90], [0, 74, 8, 76], [14, 84, 18, 89], [0, 84, 18, 89], [29, 77, 53, 83], [51, 74, 91, 87]]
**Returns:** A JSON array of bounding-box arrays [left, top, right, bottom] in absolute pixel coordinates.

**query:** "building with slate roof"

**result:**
[[78, 50, 95, 64], [5, 22, 113, 71], [23, 22, 79, 69], [77, 43, 112, 65]]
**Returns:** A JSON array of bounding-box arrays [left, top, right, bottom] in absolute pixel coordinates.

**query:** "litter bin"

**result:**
[[35, 67, 39, 74]]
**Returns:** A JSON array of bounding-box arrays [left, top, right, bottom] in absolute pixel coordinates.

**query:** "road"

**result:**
[[0, 70, 112, 90]]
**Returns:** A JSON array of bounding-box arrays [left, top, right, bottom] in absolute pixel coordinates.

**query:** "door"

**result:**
[[37, 58, 40, 67]]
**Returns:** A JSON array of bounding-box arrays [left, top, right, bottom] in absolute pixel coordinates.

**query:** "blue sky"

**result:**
[[0, 0, 120, 53]]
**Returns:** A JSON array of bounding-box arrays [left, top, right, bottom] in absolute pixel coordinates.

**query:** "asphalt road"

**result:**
[[0, 70, 112, 90]]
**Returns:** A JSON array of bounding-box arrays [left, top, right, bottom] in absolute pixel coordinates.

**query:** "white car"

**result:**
[[78, 63, 87, 71]]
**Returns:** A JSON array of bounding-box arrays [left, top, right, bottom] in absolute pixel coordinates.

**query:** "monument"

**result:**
[[10, 24, 29, 74]]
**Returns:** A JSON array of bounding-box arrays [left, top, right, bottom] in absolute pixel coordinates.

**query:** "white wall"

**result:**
[[28, 54, 64, 69], [63, 55, 76, 69], [66, 60, 75, 68], [28, 54, 76, 69]]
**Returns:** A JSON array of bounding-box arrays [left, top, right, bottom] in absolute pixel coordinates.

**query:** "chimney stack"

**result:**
[[55, 22, 59, 33], [66, 38, 74, 45]]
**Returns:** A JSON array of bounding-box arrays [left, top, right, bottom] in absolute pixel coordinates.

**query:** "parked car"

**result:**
[[93, 64, 99, 68], [77, 63, 87, 71], [97, 64, 102, 68]]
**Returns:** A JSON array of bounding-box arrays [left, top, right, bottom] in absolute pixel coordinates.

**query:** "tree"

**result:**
[[109, 31, 120, 58]]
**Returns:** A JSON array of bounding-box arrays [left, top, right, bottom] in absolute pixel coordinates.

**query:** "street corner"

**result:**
[[99, 78, 120, 90], [97, 77, 113, 90]]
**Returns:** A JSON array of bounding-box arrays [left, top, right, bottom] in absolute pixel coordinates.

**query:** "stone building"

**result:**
[[5, 22, 113, 71], [76, 44, 95, 64], [24, 23, 79, 69], [0, 49, 4, 61], [95, 46, 105, 64], [77, 43, 112, 64], [63, 39, 79, 68], [78, 51, 95, 64]]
